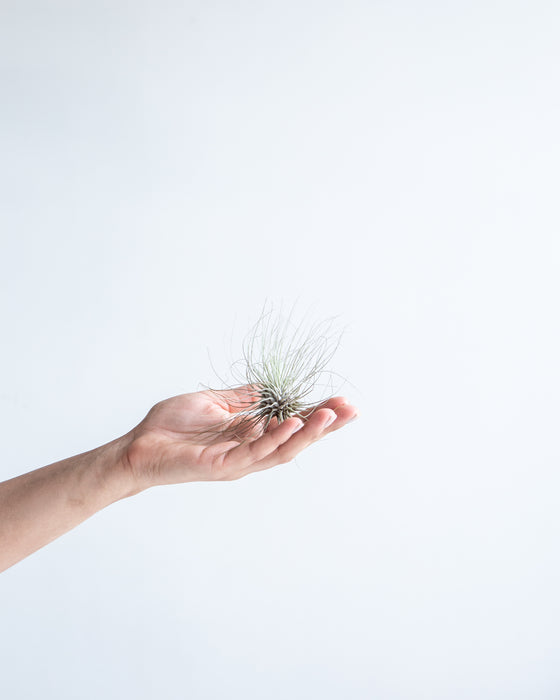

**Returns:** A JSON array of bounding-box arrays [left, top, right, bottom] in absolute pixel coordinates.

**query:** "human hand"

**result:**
[[121, 387, 358, 491], [0, 386, 358, 572]]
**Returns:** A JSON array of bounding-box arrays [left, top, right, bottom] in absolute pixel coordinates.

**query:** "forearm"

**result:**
[[0, 434, 136, 573]]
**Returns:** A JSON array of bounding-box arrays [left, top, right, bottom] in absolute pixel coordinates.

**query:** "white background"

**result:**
[[2, 1, 560, 698]]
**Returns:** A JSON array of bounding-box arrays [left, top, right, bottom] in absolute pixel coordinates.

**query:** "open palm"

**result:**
[[123, 386, 358, 488]]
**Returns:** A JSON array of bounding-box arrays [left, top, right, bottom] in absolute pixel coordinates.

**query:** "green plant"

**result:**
[[202, 305, 344, 442]]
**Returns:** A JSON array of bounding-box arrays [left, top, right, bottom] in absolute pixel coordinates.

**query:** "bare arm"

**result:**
[[0, 435, 134, 573], [0, 388, 358, 573]]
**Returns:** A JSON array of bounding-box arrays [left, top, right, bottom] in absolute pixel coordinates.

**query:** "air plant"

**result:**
[[200, 304, 344, 443]]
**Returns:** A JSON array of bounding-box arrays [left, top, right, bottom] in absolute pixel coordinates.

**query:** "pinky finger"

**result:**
[[220, 416, 303, 473]]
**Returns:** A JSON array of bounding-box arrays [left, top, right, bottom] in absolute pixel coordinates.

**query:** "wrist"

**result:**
[[91, 431, 145, 502], [112, 428, 165, 497]]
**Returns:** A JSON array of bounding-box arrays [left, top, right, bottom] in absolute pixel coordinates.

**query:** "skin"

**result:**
[[0, 387, 358, 573]]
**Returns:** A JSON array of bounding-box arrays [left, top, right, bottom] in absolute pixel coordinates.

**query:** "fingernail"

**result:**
[[291, 419, 304, 433], [348, 413, 359, 423], [325, 412, 337, 427]]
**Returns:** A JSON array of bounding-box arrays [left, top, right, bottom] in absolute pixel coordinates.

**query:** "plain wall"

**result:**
[[1, 1, 560, 698]]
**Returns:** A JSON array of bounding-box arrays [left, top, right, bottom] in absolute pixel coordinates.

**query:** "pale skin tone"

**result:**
[[0, 387, 358, 573]]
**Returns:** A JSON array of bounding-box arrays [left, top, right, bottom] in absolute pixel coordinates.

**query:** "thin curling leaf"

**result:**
[[198, 305, 344, 443]]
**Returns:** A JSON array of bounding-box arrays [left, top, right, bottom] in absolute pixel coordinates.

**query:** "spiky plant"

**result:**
[[201, 305, 344, 442]]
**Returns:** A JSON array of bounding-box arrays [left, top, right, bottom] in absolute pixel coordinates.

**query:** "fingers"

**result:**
[[297, 396, 351, 422], [245, 408, 337, 474], [321, 401, 358, 435], [213, 398, 359, 480], [220, 416, 304, 472], [298, 397, 358, 434], [307, 395, 350, 413], [250, 401, 358, 472]]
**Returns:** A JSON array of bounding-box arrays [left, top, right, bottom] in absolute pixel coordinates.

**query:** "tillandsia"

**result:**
[[198, 305, 344, 444]]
